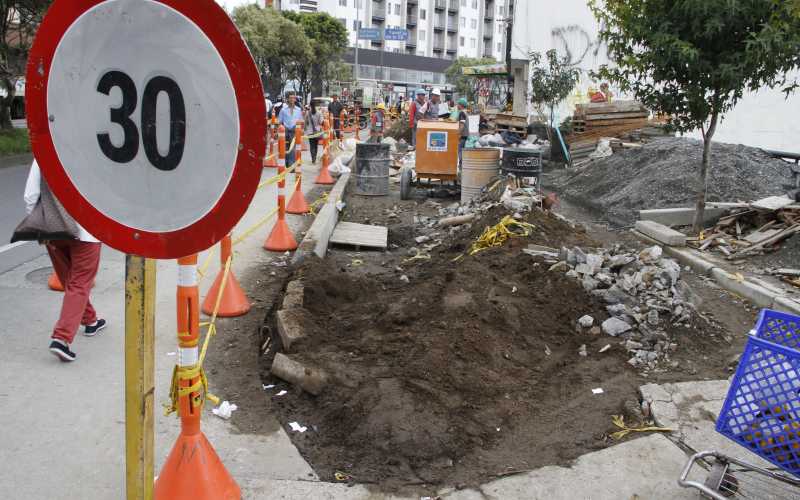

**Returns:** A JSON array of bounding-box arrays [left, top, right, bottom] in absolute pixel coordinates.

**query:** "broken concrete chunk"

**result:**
[[565, 269, 580, 279], [606, 304, 628, 316], [638, 246, 663, 264], [271, 353, 327, 396], [548, 261, 569, 272], [282, 280, 304, 310], [659, 259, 681, 286], [647, 310, 660, 325], [582, 277, 599, 292], [634, 220, 687, 246], [573, 246, 588, 264], [625, 340, 644, 351], [586, 253, 604, 273], [608, 254, 635, 270], [276, 309, 315, 352], [575, 263, 594, 276], [602, 317, 633, 336], [578, 315, 595, 328], [578, 344, 588, 357]]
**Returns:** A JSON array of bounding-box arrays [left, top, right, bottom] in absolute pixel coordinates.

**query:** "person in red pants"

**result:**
[[24, 161, 106, 362]]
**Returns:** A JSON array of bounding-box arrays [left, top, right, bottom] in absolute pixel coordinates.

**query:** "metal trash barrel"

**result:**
[[461, 148, 500, 204], [354, 143, 390, 196], [501, 147, 543, 187]]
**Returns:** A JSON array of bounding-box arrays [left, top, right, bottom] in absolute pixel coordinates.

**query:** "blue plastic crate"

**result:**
[[717, 309, 800, 476]]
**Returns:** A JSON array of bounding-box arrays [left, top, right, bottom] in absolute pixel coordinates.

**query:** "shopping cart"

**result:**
[[678, 309, 800, 499]]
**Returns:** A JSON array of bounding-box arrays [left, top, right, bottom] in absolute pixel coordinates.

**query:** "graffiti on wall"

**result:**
[[551, 24, 607, 68]]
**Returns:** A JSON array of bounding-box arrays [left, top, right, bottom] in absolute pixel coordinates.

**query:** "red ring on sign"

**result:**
[[26, 0, 265, 259]]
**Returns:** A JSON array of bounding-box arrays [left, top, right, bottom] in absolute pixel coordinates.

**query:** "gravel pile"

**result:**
[[547, 137, 796, 226]]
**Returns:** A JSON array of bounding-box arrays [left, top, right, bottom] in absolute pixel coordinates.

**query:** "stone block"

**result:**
[[634, 220, 686, 247]]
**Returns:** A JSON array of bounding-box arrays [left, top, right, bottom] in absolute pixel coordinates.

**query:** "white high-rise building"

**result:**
[[273, 0, 512, 62]]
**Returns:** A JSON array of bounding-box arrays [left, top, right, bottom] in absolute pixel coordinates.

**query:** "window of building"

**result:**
[[396, 4, 401, 15], [471, 19, 476, 28], [459, 36, 464, 46], [498, 23, 503, 33], [420, 29, 426, 41], [470, 37, 476, 48], [339, 0, 346, 6], [460, 16, 465, 27], [420, 9, 426, 19]]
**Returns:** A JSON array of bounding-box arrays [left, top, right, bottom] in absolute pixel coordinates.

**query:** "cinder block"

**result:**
[[634, 220, 687, 247], [276, 308, 314, 352]]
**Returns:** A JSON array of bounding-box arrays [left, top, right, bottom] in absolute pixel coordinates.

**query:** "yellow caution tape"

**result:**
[[465, 215, 536, 256], [233, 207, 280, 246], [308, 192, 329, 215]]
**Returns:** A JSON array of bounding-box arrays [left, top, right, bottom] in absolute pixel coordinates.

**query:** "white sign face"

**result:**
[[47, 0, 239, 233]]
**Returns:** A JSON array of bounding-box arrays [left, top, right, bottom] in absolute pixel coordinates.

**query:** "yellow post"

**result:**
[[125, 255, 156, 500]]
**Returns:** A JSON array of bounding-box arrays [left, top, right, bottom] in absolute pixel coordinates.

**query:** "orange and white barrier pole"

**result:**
[[265, 125, 298, 251], [263, 118, 277, 168], [201, 234, 250, 317], [154, 255, 239, 500], [315, 118, 335, 185], [354, 106, 360, 141], [286, 120, 309, 214]]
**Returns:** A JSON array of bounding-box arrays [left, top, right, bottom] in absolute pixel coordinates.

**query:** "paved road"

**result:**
[[0, 158, 47, 274]]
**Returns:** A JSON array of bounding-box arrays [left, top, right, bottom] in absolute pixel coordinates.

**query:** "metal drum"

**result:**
[[354, 143, 390, 196], [502, 147, 543, 176], [461, 147, 500, 204]]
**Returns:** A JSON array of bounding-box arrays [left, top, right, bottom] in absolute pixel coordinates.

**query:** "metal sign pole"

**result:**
[[125, 255, 156, 500]]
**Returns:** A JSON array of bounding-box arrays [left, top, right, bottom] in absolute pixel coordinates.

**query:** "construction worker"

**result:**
[[425, 88, 442, 119], [456, 98, 469, 169], [370, 103, 386, 143], [591, 82, 613, 103], [408, 88, 427, 148]]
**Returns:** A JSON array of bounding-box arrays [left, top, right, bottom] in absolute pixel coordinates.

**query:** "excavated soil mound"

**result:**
[[547, 137, 796, 227], [267, 210, 649, 489]]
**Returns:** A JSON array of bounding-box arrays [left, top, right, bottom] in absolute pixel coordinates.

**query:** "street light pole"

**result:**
[[354, 1, 360, 83]]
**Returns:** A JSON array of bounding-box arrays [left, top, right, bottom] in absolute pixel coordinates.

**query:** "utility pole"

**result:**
[[505, 15, 513, 111], [354, 1, 360, 83]]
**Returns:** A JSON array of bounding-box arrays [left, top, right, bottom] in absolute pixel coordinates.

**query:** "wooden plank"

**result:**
[[330, 222, 388, 249], [585, 112, 651, 121], [744, 228, 782, 244], [751, 195, 795, 212]]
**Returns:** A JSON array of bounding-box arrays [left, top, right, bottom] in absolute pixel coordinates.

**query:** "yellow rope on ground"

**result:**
[[609, 415, 672, 440], [232, 207, 279, 246], [258, 164, 296, 190], [308, 192, 329, 215], [466, 215, 536, 256]]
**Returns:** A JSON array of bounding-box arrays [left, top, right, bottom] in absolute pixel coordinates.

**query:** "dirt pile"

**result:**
[[546, 137, 796, 226]]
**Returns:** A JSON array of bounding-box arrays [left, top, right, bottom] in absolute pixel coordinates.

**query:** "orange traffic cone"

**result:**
[[155, 254, 240, 500], [48, 271, 64, 291], [287, 120, 310, 214], [265, 126, 299, 252], [202, 235, 250, 317], [315, 119, 335, 185]]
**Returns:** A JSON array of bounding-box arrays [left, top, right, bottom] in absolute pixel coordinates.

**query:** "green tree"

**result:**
[[445, 57, 497, 98], [321, 60, 353, 95], [529, 50, 580, 132], [1, 1, 50, 129], [283, 11, 348, 98], [591, 0, 800, 233], [232, 5, 312, 99]]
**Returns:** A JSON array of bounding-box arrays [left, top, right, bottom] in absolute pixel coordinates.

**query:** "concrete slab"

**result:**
[[293, 173, 350, 264], [640, 380, 774, 470], [635, 220, 687, 246], [276, 308, 314, 352], [639, 206, 728, 227], [282, 280, 304, 310], [445, 434, 697, 500]]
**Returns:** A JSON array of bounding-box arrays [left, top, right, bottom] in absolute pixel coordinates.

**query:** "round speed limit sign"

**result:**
[[26, 0, 266, 259]]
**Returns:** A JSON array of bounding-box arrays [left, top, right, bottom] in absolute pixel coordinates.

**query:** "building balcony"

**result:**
[[433, 39, 444, 51], [407, 0, 418, 4], [448, 0, 458, 13], [483, 49, 493, 58], [433, 19, 445, 30], [434, 0, 446, 11], [406, 15, 417, 27], [446, 22, 457, 33], [371, 39, 383, 47], [406, 39, 417, 48], [485, 12, 493, 21], [372, 8, 386, 21], [446, 47, 456, 54], [483, 31, 492, 40]]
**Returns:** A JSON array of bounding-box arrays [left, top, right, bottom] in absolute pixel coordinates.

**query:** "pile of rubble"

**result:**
[[545, 244, 694, 371]]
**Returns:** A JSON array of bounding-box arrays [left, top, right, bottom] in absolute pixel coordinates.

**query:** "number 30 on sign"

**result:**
[[26, 0, 266, 259]]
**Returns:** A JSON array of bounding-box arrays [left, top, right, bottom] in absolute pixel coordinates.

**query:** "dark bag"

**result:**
[[11, 178, 79, 243]]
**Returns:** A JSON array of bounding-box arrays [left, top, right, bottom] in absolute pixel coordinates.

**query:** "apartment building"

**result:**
[[274, 0, 513, 62]]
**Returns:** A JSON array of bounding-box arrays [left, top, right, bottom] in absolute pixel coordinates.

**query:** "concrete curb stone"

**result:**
[[291, 172, 350, 266]]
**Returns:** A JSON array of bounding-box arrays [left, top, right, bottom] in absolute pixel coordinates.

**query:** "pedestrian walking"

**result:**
[[278, 93, 304, 167], [264, 93, 273, 118], [370, 103, 386, 143], [304, 100, 323, 163], [408, 88, 427, 148], [396, 96, 404, 116], [329, 94, 345, 140], [14, 160, 106, 362]]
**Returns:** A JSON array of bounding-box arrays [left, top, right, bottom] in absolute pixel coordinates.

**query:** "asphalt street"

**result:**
[[0, 155, 46, 274]]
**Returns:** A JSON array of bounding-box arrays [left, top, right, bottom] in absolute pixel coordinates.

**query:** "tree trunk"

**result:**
[[692, 112, 719, 235], [0, 78, 15, 130], [310, 62, 323, 97], [266, 61, 283, 99]]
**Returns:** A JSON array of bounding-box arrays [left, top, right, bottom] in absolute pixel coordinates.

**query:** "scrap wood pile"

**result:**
[[688, 195, 800, 262], [568, 100, 671, 165]]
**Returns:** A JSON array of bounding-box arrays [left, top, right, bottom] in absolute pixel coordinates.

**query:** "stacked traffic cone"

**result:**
[[201, 234, 250, 317], [155, 255, 240, 500], [315, 118, 335, 185], [265, 125, 299, 252], [287, 120, 310, 214], [48, 271, 64, 291]]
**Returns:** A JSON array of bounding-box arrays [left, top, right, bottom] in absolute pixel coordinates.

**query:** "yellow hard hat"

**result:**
[[376, 103, 386, 111]]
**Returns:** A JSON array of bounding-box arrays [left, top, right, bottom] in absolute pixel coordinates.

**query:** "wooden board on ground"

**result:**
[[751, 195, 795, 212], [330, 222, 388, 250]]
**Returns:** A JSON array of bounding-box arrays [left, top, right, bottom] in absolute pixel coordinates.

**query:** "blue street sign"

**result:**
[[384, 28, 409, 41], [357, 28, 382, 41]]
